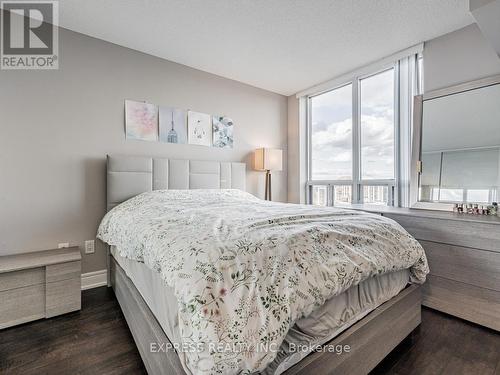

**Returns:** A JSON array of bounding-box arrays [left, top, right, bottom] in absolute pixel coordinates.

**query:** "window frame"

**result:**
[[306, 65, 398, 206]]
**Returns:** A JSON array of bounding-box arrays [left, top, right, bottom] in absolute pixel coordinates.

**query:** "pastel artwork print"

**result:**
[[212, 115, 234, 148], [159, 107, 187, 144], [188, 110, 212, 146], [125, 100, 159, 141]]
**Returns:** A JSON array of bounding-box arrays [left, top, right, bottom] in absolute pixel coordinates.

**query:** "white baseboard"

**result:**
[[81, 269, 107, 290]]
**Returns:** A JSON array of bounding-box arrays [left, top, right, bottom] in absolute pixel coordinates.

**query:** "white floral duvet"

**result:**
[[97, 189, 428, 375]]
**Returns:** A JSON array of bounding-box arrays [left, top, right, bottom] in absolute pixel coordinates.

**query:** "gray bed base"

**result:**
[[110, 256, 421, 375]]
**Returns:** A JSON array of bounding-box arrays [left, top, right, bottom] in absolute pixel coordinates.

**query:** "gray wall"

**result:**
[[424, 23, 500, 92], [0, 27, 287, 273], [287, 95, 306, 204]]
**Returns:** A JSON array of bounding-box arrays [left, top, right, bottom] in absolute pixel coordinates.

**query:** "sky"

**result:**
[[311, 69, 395, 181]]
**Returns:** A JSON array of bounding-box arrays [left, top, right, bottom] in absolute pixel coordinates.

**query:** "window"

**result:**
[[308, 184, 352, 207], [306, 50, 423, 207], [363, 185, 389, 205], [334, 185, 352, 205], [311, 185, 328, 206], [308, 69, 398, 206], [360, 69, 395, 180], [311, 84, 352, 181]]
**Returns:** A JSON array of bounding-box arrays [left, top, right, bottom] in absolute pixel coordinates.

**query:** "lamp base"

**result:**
[[265, 170, 272, 201]]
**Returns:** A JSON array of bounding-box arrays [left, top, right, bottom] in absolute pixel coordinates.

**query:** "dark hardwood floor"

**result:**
[[1, 287, 499, 375], [0, 287, 147, 375]]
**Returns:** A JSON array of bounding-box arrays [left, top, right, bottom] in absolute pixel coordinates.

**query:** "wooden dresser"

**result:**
[[344, 205, 500, 331], [0, 247, 82, 329]]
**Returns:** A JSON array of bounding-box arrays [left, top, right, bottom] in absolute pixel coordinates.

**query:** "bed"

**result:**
[[99, 155, 428, 375]]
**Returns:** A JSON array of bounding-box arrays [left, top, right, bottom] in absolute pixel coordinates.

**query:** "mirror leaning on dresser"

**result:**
[[411, 74, 500, 212]]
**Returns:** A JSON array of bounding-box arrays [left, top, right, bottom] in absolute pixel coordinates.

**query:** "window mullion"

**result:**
[[394, 63, 400, 207], [352, 77, 361, 203], [306, 97, 312, 183]]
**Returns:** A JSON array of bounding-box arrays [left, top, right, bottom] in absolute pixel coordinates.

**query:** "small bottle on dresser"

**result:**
[[487, 204, 494, 215], [486, 202, 498, 216]]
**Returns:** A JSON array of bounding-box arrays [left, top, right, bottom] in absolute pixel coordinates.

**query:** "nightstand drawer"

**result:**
[[0, 284, 46, 329], [46, 261, 81, 283], [0, 267, 45, 292], [0, 247, 82, 329], [46, 278, 81, 318]]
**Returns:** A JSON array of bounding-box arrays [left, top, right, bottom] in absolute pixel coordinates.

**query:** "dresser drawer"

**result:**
[[0, 284, 46, 329], [423, 275, 500, 331], [0, 267, 45, 292], [383, 214, 500, 251], [46, 278, 81, 318], [421, 240, 500, 291], [46, 261, 81, 283]]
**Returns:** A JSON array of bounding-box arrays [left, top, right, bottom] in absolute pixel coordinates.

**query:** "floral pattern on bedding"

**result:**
[[97, 189, 428, 374]]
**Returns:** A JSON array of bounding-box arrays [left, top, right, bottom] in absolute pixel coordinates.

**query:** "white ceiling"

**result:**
[[58, 0, 474, 96]]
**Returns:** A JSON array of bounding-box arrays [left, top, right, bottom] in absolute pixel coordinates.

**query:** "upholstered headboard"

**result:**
[[106, 155, 246, 211]]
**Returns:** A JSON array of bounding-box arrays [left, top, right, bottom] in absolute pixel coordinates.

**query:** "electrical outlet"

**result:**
[[85, 240, 95, 254], [58, 242, 69, 249]]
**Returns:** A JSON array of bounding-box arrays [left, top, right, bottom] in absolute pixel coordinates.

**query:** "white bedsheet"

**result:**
[[111, 246, 410, 375]]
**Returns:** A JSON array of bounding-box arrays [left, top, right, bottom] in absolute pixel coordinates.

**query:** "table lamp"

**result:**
[[254, 148, 282, 201]]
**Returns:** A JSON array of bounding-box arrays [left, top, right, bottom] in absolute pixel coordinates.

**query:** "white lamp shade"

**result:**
[[255, 148, 282, 171]]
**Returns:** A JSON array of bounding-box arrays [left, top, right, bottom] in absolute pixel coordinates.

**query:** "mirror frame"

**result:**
[[410, 73, 500, 211]]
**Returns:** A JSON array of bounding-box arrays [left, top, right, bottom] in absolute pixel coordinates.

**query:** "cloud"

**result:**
[[312, 118, 352, 148], [310, 70, 396, 180], [360, 114, 394, 147], [360, 114, 394, 178]]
